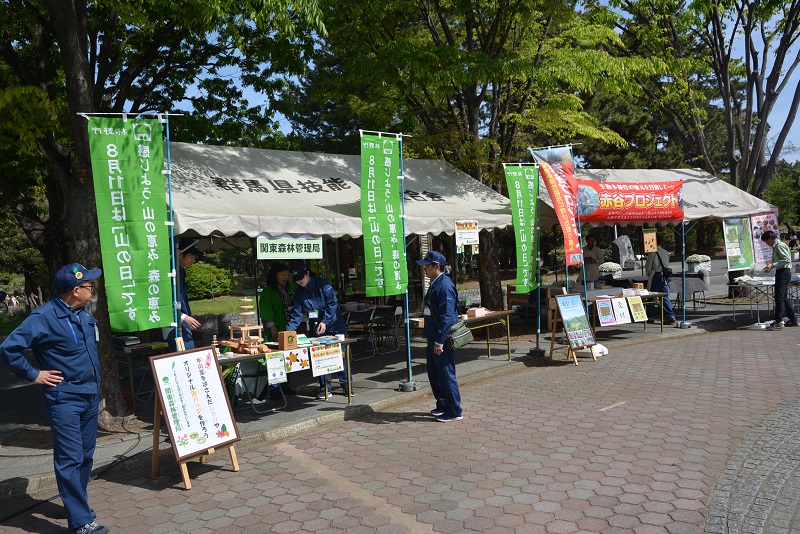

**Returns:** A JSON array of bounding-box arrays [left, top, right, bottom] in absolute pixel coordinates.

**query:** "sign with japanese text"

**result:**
[[555, 294, 595, 349], [642, 228, 657, 253], [504, 165, 539, 292], [532, 147, 582, 266], [750, 212, 780, 266], [723, 217, 756, 271], [88, 117, 172, 332], [256, 237, 323, 260], [455, 220, 479, 247], [360, 133, 408, 297], [150, 347, 240, 463], [575, 180, 684, 223], [310, 343, 344, 376]]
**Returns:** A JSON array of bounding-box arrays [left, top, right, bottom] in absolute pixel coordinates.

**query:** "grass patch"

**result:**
[[0, 312, 27, 337], [190, 295, 257, 316]]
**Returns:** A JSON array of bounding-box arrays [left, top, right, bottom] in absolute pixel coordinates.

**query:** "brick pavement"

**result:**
[[2, 327, 800, 533]]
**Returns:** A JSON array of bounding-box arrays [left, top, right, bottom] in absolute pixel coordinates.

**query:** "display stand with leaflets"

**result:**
[[149, 346, 240, 490], [548, 293, 597, 365]]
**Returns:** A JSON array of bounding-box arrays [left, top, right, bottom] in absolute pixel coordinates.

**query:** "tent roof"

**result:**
[[169, 142, 512, 239], [538, 168, 776, 227]]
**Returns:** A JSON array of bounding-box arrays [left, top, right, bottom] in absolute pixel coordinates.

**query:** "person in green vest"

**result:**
[[257, 262, 297, 400]]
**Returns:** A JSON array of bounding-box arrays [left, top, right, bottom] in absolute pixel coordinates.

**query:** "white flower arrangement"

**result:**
[[686, 254, 711, 264], [598, 261, 622, 273]]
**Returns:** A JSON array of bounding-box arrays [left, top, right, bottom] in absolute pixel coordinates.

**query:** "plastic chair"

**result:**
[[229, 360, 286, 414]]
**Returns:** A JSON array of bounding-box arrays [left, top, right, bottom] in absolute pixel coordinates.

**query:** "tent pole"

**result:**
[[679, 220, 691, 328]]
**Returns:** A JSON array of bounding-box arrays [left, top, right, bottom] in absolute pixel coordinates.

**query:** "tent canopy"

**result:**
[[169, 142, 512, 239], [538, 168, 776, 227]]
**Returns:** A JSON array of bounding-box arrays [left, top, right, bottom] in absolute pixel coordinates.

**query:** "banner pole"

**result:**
[[398, 135, 416, 388], [163, 114, 180, 338]]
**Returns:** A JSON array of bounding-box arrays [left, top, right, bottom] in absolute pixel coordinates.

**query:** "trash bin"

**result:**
[[217, 313, 231, 339]]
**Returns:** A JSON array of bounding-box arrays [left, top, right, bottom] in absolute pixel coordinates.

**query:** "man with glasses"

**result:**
[[0, 263, 109, 534]]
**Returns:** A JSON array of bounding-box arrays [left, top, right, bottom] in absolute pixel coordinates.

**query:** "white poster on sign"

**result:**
[[310, 343, 345, 376], [265, 352, 287, 384], [455, 220, 480, 247], [150, 348, 240, 462], [256, 237, 323, 259], [750, 212, 780, 267]]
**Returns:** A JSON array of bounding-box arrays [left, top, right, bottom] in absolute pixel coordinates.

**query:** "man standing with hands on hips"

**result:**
[[761, 230, 799, 330], [418, 251, 463, 422], [0, 264, 109, 534]]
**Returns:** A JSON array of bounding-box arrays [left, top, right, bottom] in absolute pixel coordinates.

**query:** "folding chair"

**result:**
[[371, 305, 402, 354], [345, 307, 377, 359], [229, 360, 286, 414]]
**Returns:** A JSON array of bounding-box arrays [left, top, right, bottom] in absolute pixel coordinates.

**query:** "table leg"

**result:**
[[486, 325, 491, 359], [505, 316, 511, 361], [660, 297, 664, 333], [346, 345, 352, 405]]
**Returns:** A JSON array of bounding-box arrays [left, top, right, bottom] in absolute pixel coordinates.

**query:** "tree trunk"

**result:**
[[478, 229, 504, 337]]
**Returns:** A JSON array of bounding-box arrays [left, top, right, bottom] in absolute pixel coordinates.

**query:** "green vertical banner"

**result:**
[[360, 133, 408, 297], [88, 117, 173, 331], [504, 164, 539, 292]]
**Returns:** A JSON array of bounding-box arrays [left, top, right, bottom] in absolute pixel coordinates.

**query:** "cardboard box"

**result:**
[[467, 307, 488, 318], [278, 330, 298, 350]]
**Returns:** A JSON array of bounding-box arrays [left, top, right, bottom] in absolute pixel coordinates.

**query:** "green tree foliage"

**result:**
[[185, 263, 234, 300], [764, 160, 800, 227], [0, 0, 325, 428]]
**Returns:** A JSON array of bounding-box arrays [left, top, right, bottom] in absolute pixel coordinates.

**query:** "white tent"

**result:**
[[169, 142, 512, 239], [538, 168, 776, 227]]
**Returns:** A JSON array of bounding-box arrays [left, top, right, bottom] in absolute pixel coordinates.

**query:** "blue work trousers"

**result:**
[[426, 341, 462, 418], [647, 272, 674, 320], [43, 390, 99, 530], [774, 268, 797, 323]]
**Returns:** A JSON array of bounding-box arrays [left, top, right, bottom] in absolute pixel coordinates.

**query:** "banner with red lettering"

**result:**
[[575, 180, 684, 223], [531, 147, 583, 266]]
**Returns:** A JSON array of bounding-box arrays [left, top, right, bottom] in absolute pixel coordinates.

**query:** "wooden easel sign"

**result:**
[[149, 347, 241, 489], [550, 293, 597, 365]]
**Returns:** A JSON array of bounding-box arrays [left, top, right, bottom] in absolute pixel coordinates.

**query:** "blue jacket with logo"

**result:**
[[0, 297, 101, 393], [423, 273, 458, 345], [287, 275, 346, 335]]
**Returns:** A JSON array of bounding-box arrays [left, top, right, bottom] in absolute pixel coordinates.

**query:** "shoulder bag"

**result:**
[[656, 251, 673, 279], [427, 293, 474, 350]]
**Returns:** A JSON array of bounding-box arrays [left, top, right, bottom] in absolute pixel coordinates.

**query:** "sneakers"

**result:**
[[786, 321, 800, 327], [315, 389, 330, 400], [72, 522, 109, 534], [664, 317, 676, 325], [767, 321, 785, 330], [436, 415, 463, 423], [430, 408, 444, 417]]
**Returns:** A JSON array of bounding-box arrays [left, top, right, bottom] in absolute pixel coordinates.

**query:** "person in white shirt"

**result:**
[[578, 234, 604, 284]]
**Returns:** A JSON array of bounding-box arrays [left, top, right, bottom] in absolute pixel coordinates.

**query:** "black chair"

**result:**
[[345, 308, 377, 359], [229, 360, 286, 414], [371, 305, 402, 354]]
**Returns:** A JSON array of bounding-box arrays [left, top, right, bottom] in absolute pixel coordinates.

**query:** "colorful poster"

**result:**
[[596, 298, 616, 326], [750, 212, 780, 265], [455, 220, 480, 248], [611, 297, 632, 324], [532, 148, 582, 266], [310, 343, 344, 376], [256, 237, 323, 259], [150, 348, 240, 463], [264, 352, 287, 384], [627, 296, 648, 322], [88, 117, 172, 332], [504, 164, 539, 292], [723, 217, 756, 271], [575, 180, 684, 223], [360, 133, 408, 297], [555, 294, 596, 348]]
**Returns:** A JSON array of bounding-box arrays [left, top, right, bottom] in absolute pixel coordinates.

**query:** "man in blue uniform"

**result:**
[[418, 251, 463, 422], [0, 263, 109, 534], [286, 261, 349, 400], [167, 239, 203, 351]]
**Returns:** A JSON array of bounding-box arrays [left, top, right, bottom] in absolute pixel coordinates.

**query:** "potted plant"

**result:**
[[686, 254, 711, 273], [598, 261, 623, 279]]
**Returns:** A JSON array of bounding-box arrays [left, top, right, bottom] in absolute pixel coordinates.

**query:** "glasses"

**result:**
[[78, 285, 94, 293]]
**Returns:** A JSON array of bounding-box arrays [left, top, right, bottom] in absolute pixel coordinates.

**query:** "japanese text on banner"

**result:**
[[88, 118, 172, 331], [360, 134, 408, 297], [504, 165, 539, 292]]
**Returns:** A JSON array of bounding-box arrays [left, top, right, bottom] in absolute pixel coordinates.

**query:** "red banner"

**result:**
[[539, 161, 583, 265], [575, 180, 684, 223]]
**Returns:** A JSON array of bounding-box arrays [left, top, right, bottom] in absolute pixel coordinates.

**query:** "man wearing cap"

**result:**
[[167, 240, 203, 351], [418, 251, 463, 422], [285, 261, 349, 399], [0, 264, 109, 534]]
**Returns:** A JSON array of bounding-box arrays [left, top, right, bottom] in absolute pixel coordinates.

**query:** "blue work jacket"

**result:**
[[0, 297, 101, 393], [423, 273, 458, 345], [287, 275, 346, 335]]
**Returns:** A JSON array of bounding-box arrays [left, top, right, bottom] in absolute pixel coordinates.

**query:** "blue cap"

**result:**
[[289, 261, 308, 282], [55, 263, 102, 293], [417, 250, 446, 266]]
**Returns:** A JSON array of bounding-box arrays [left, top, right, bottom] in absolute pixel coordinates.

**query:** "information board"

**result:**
[[555, 294, 596, 349], [310, 343, 344, 376], [150, 347, 240, 462], [723, 217, 756, 271]]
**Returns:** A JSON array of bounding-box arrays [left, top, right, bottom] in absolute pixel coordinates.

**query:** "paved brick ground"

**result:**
[[2, 327, 800, 533]]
